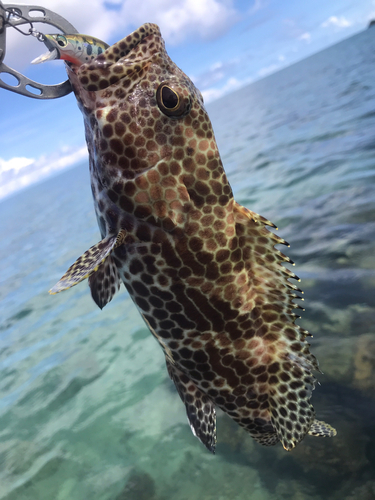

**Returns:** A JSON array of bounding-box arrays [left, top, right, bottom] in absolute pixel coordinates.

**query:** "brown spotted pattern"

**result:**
[[308, 419, 337, 437], [54, 23, 336, 452]]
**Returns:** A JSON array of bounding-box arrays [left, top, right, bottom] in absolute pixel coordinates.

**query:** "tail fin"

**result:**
[[308, 419, 337, 437]]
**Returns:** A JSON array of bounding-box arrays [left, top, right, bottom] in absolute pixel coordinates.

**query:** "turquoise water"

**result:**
[[1, 28, 375, 499]]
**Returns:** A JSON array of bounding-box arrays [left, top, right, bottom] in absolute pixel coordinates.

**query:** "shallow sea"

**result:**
[[0, 28, 375, 500]]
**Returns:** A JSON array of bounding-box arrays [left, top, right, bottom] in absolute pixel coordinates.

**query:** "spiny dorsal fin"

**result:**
[[166, 359, 216, 453], [308, 419, 337, 438], [233, 201, 330, 450], [89, 255, 121, 309], [49, 230, 125, 294]]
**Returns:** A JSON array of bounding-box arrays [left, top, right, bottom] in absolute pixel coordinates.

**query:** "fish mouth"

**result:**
[[31, 35, 59, 64]]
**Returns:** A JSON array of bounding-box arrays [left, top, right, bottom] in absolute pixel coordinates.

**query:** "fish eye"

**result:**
[[156, 83, 190, 117], [160, 86, 179, 109], [56, 35, 67, 47]]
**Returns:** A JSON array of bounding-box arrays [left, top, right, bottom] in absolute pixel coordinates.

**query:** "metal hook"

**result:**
[[0, 1, 78, 99]]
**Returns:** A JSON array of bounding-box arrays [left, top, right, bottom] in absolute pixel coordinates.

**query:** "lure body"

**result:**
[[50, 24, 336, 452], [32, 34, 109, 66]]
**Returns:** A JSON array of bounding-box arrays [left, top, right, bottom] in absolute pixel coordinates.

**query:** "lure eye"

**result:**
[[56, 35, 67, 47], [156, 83, 190, 117]]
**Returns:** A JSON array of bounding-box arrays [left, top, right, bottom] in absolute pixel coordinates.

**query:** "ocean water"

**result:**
[[0, 28, 375, 500]]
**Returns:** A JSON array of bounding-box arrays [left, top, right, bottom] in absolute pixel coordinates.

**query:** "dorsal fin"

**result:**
[[232, 201, 335, 450], [89, 255, 121, 309], [49, 231, 125, 294], [166, 359, 216, 453]]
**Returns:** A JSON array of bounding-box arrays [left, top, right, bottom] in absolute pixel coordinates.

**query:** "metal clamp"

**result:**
[[0, 1, 78, 98]]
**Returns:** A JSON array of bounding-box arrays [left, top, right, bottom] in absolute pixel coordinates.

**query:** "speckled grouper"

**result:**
[[47, 24, 336, 452]]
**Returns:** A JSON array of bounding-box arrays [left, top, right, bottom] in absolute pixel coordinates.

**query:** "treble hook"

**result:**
[[0, 1, 78, 99]]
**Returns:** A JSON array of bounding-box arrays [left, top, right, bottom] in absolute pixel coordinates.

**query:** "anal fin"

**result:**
[[50, 230, 125, 294], [166, 359, 216, 453], [89, 255, 121, 309], [308, 419, 337, 438]]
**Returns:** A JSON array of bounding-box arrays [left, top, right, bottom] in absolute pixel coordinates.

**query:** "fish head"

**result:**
[[66, 23, 221, 217]]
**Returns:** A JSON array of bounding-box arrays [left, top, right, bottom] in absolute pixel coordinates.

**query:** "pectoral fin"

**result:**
[[50, 231, 125, 294], [89, 255, 121, 309], [166, 359, 216, 453]]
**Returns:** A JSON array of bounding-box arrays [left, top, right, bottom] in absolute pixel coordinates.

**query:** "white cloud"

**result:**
[[282, 18, 311, 44], [0, 157, 34, 175], [117, 0, 238, 44], [257, 63, 279, 78], [0, 146, 88, 200], [321, 16, 352, 28], [4, 0, 238, 68], [210, 61, 224, 71], [247, 0, 266, 15], [298, 32, 311, 43], [201, 76, 251, 103], [191, 57, 240, 90]]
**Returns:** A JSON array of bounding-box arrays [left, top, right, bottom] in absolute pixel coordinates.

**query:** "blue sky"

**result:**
[[1, 0, 374, 199]]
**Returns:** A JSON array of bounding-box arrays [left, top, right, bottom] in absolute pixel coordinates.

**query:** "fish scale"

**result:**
[[49, 23, 336, 451]]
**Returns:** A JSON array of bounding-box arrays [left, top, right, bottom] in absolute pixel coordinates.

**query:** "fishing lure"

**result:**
[[32, 33, 109, 66]]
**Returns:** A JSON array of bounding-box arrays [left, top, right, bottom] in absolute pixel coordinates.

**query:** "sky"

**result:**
[[0, 0, 374, 200]]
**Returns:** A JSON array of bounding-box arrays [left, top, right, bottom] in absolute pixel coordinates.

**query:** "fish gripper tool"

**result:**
[[0, 1, 77, 98]]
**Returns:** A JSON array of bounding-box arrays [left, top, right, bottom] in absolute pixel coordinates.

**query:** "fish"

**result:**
[[31, 34, 109, 66], [49, 23, 336, 452]]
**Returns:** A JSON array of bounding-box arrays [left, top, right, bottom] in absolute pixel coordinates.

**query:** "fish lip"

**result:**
[[30, 35, 61, 64], [31, 48, 59, 64]]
